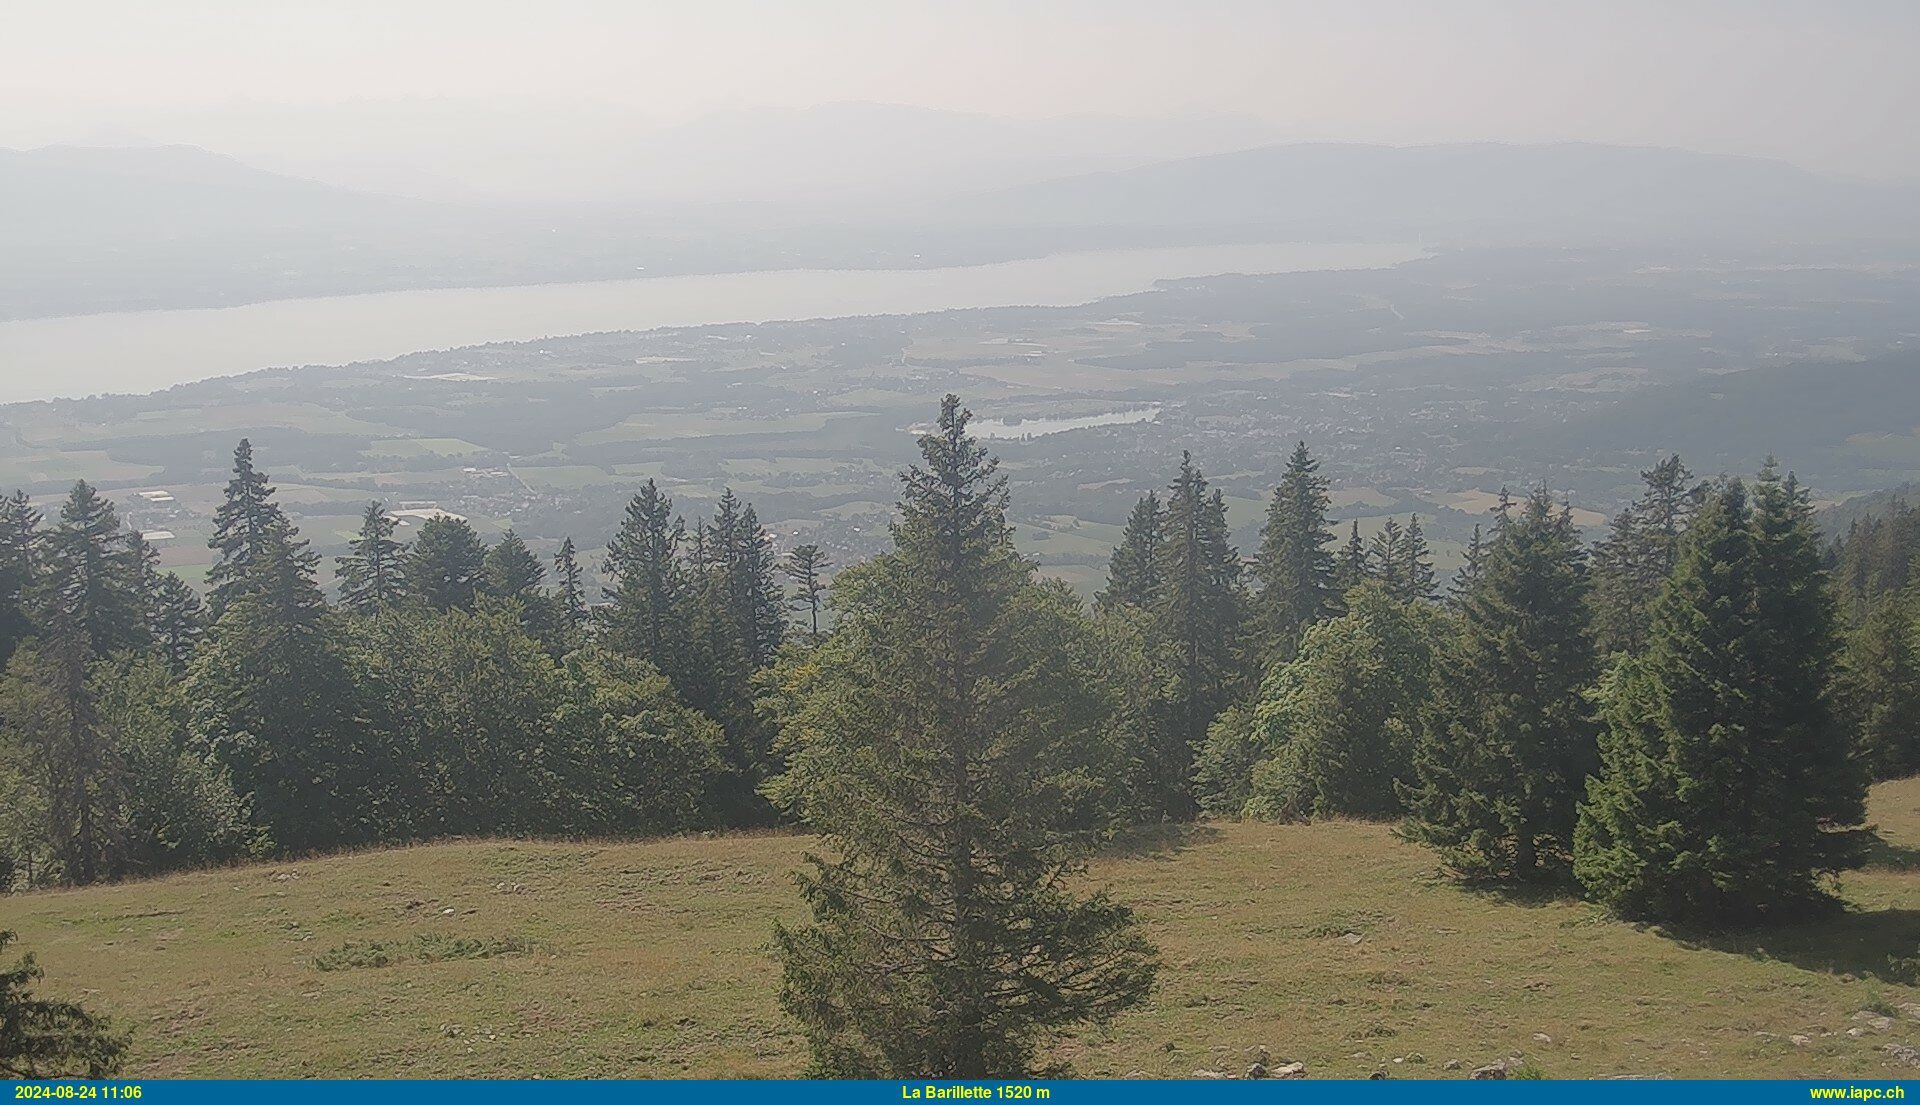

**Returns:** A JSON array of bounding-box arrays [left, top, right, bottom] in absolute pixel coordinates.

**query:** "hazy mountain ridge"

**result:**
[[942, 141, 1920, 245], [6, 137, 1919, 319]]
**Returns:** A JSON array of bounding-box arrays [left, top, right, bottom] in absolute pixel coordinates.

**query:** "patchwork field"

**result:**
[[5, 782, 1920, 1079]]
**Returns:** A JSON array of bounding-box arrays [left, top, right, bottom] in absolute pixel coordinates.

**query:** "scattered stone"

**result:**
[[1885, 1044, 1920, 1069], [1789, 1035, 1812, 1048], [1443, 1058, 1462, 1071], [1854, 1012, 1895, 1032], [1245, 1046, 1270, 1064], [1532, 1033, 1553, 1044], [1273, 1061, 1307, 1079], [1123, 1071, 1150, 1080], [1369, 1070, 1387, 1080], [440, 907, 456, 916], [1470, 1062, 1508, 1080], [1849, 1028, 1869, 1039], [1899, 1002, 1920, 1021], [1192, 1070, 1231, 1080], [1402, 1053, 1426, 1065], [1338, 932, 1365, 946], [1246, 1063, 1268, 1080]]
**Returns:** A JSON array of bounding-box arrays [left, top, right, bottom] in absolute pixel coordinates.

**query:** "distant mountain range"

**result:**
[[5, 137, 1918, 320], [939, 141, 1920, 246], [60, 101, 1288, 206]]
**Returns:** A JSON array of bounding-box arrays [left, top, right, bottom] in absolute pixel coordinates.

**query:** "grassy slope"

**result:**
[[6, 784, 1920, 1079]]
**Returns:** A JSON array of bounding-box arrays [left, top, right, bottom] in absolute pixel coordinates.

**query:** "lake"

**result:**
[[968, 407, 1162, 439], [0, 241, 1423, 404]]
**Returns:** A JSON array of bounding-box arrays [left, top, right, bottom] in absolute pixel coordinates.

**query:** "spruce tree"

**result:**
[[1332, 520, 1367, 603], [1750, 462, 1866, 846], [1837, 588, 1920, 780], [192, 525, 363, 853], [1449, 524, 1485, 605], [683, 492, 786, 818], [1252, 442, 1335, 666], [1368, 518, 1407, 598], [553, 537, 587, 631], [486, 530, 567, 649], [1401, 488, 1597, 879], [1097, 491, 1163, 611], [1399, 515, 1436, 601], [34, 482, 147, 659], [205, 439, 293, 616], [1591, 455, 1700, 655], [1576, 475, 1868, 921], [1152, 452, 1247, 814], [0, 490, 40, 668], [0, 632, 121, 885], [784, 543, 830, 639], [0, 932, 126, 1078], [148, 573, 206, 670], [336, 501, 408, 613], [483, 530, 546, 600], [603, 480, 689, 674], [718, 497, 786, 668], [767, 396, 1156, 1077], [404, 515, 487, 611]]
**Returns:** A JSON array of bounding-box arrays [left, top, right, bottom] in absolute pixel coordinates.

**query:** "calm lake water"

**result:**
[[0, 241, 1423, 404], [968, 406, 1162, 439]]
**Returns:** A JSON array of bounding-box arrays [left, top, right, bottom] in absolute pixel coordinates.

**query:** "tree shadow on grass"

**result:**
[[1096, 822, 1223, 860], [1435, 866, 1586, 910], [1659, 906, 1920, 985], [1862, 834, 1920, 873]]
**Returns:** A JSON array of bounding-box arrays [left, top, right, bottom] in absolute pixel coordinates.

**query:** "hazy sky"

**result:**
[[8, 0, 1918, 180]]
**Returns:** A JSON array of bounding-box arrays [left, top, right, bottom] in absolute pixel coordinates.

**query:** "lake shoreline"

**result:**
[[0, 241, 1426, 405]]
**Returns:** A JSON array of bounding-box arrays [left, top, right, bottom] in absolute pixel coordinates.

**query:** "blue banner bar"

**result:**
[[4, 1081, 1914, 1104]]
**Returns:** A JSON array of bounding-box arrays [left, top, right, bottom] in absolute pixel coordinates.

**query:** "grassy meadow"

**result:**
[[5, 781, 1920, 1079]]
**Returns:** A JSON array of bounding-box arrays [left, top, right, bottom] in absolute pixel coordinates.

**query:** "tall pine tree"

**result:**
[[1152, 453, 1247, 815], [404, 515, 487, 611], [34, 483, 147, 660], [784, 543, 830, 640], [1252, 442, 1335, 667], [1368, 518, 1407, 598], [552, 537, 587, 631], [0, 491, 40, 668], [1449, 524, 1485, 605], [1097, 491, 1163, 611], [1399, 515, 1436, 602], [336, 502, 408, 613], [205, 440, 293, 617], [1591, 455, 1699, 655], [1402, 488, 1597, 879], [483, 530, 546, 600], [1837, 587, 1920, 780], [148, 574, 205, 671], [1331, 520, 1368, 605], [192, 501, 363, 853], [1576, 473, 1867, 921], [767, 395, 1156, 1077], [603, 480, 689, 674]]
